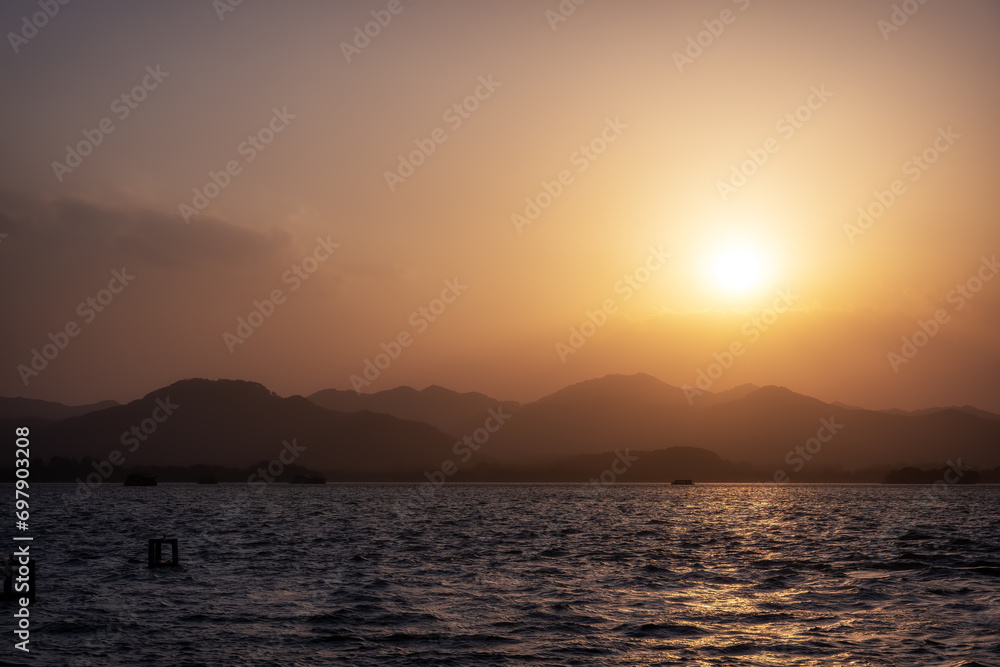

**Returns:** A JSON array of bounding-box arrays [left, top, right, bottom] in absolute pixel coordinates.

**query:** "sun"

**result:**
[[711, 246, 766, 294]]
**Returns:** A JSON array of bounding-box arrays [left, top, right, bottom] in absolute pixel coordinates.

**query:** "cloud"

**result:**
[[0, 191, 292, 270]]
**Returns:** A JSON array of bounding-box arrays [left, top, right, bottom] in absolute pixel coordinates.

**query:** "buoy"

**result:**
[[147, 538, 179, 568]]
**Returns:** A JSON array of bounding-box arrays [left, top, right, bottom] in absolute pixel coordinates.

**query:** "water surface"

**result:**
[[17, 483, 1000, 665]]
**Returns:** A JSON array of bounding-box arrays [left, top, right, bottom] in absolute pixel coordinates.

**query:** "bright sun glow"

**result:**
[[711, 246, 766, 294]]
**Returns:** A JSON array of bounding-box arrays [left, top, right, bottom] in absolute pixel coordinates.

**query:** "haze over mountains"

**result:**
[[478, 377, 1000, 471], [308, 386, 521, 438], [4, 374, 999, 482], [0, 396, 120, 421]]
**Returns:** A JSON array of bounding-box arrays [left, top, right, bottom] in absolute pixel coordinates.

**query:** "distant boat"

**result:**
[[671, 479, 694, 486], [197, 476, 218, 484], [124, 473, 157, 486], [290, 474, 326, 484]]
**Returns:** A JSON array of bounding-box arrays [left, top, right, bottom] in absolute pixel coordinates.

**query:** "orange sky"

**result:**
[[1, 0, 998, 411]]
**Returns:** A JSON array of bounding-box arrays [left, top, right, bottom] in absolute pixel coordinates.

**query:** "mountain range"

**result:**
[[3, 374, 999, 482], [308, 385, 521, 438]]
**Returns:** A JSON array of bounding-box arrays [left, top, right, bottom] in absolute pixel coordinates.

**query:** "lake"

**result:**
[[14, 483, 1000, 665]]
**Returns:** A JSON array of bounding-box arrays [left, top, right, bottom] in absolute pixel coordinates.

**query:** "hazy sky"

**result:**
[[1, 0, 998, 410]]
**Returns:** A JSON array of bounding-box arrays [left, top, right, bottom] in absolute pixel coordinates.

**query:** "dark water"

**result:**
[[13, 483, 1000, 666]]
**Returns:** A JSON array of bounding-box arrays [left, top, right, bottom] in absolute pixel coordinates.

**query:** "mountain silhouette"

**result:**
[[880, 405, 1000, 420], [483, 376, 1000, 471], [308, 385, 520, 437], [21, 379, 456, 476], [0, 396, 119, 421], [7, 373, 1000, 480]]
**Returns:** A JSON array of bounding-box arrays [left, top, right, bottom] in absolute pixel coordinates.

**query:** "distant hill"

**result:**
[[678, 388, 1000, 470], [479, 374, 693, 465], [0, 396, 119, 420], [530, 373, 689, 407], [308, 385, 520, 437], [6, 374, 1000, 481], [694, 382, 760, 407], [484, 376, 1000, 472], [882, 465, 993, 484], [17, 379, 457, 476], [881, 405, 1000, 420]]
